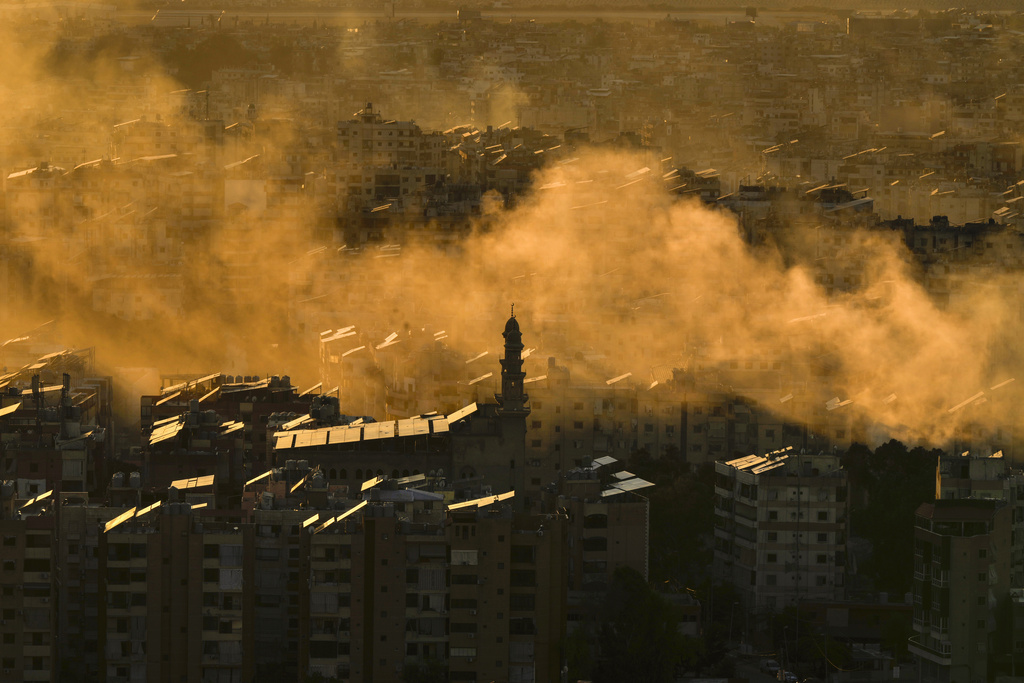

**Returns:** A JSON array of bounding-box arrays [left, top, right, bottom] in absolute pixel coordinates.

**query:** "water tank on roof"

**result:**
[[286, 460, 297, 470], [282, 375, 290, 386], [111, 472, 125, 488], [129, 472, 141, 489], [189, 399, 199, 413], [261, 492, 274, 510], [244, 376, 252, 383], [271, 376, 280, 386], [298, 460, 309, 471]]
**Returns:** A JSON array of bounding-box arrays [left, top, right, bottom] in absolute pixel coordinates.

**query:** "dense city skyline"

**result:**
[[3, 5, 1024, 683]]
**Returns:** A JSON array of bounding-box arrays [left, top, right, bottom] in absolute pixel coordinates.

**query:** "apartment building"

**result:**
[[335, 103, 447, 213], [909, 499, 1010, 683], [551, 466, 651, 625], [713, 450, 849, 613], [0, 491, 56, 683], [936, 451, 1024, 586], [2, 473, 569, 683], [0, 350, 109, 496]]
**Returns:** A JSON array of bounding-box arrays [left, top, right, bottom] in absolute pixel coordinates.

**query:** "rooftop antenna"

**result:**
[[510, 302, 515, 317]]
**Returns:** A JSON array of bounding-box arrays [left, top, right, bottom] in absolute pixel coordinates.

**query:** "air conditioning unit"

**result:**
[[468, 658, 475, 663], [469, 610, 477, 615]]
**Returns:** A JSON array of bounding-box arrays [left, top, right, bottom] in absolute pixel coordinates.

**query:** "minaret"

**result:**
[[497, 304, 528, 414]]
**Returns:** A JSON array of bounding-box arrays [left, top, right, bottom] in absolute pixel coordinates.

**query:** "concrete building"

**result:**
[[549, 464, 651, 625], [936, 450, 1024, 589], [0, 349, 110, 497], [0, 469, 568, 683], [0, 490, 56, 683], [713, 450, 849, 613], [909, 499, 1011, 683]]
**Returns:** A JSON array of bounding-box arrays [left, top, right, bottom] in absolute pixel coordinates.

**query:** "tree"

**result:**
[[627, 451, 715, 586], [844, 440, 940, 595], [594, 567, 685, 683]]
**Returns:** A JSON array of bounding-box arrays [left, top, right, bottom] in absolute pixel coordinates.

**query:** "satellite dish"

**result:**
[[437, 469, 444, 477], [428, 470, 437, 478]]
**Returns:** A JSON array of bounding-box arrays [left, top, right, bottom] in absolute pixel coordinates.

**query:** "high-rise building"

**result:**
[[0, 491, 56, 683], [908, 499, 1011, 683], [713, 450, 849, 612]]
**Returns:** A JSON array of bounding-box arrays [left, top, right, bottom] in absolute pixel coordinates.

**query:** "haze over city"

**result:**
[[3, 3, 1024, 683]]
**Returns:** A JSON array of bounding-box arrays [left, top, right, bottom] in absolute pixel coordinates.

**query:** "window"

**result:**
[[768, 511, 778, 520], [767, 553, 777, 563], [511, 570, 536, 587], [979, 549, 987, 559], [817, 533, 827, 543], [817, 511, 828, 521], [817, 554, 827, 564], [816, 575, 827, 586], [766, 575, 776, 586]]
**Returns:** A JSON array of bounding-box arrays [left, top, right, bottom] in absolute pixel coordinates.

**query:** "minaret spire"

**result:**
[[497, 305, 528, 414]]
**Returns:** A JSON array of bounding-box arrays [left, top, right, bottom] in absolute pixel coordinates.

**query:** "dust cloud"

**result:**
[[0, 13, 1019, 449]]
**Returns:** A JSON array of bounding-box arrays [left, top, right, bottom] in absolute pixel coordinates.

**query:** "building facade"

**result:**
[[713, 450, 849, 613], [909, 499, 1011, 683]]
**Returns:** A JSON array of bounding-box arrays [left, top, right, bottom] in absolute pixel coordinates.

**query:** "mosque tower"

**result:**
[[497, 304, 529, 415]]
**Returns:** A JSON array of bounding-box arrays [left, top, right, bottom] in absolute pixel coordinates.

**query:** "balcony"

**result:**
[[931, 571, 949, 588], [908, 634, 952, 666]]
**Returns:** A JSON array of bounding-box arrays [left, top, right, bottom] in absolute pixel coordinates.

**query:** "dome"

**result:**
[[503, 314, 520, 336]]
